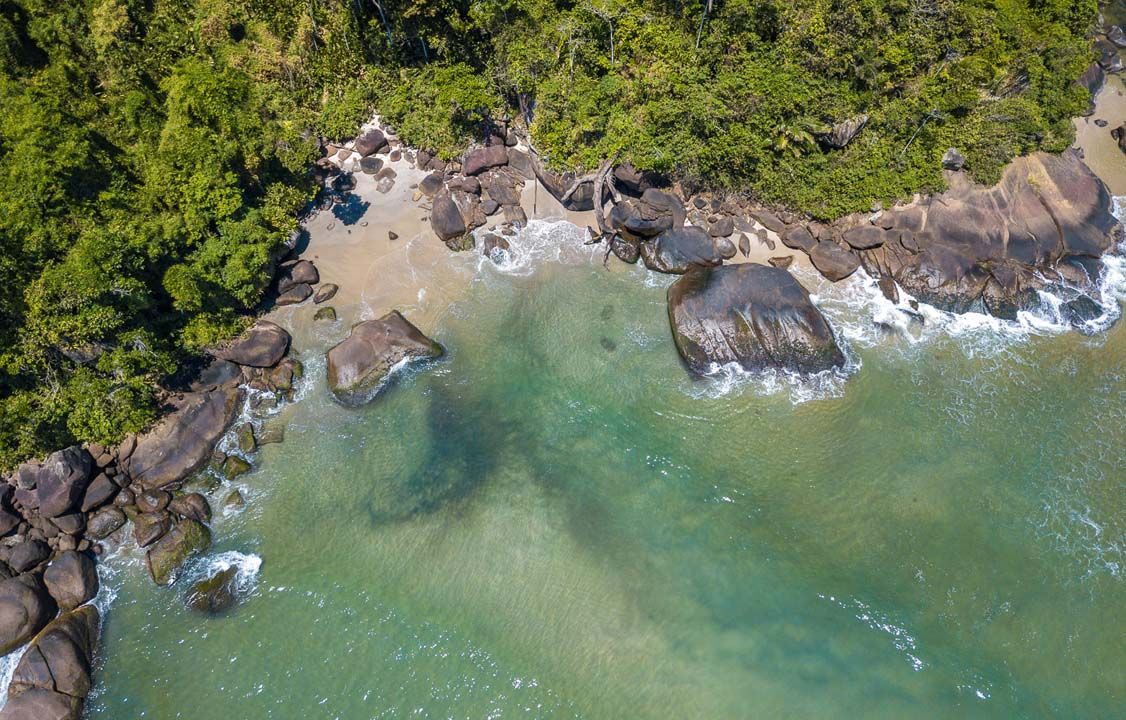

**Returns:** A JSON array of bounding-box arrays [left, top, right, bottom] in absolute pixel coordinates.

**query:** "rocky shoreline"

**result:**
[[1, 17, 1125, 719]]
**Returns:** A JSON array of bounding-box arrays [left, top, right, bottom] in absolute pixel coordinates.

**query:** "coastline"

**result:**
[[1, 38, 1125, 720]]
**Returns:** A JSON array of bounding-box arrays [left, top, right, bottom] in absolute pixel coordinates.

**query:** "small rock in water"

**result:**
[[257, 424, 285, 445], [388, 231, 399, 240], [222, 456, 252, 480], [600, 304, 614, 320], [768, 255, 793, 269], [224, 489, 245, 510], [185, 566, 240, 614], [600, 337, 617, 352], [314, 306, 337, 322], [1094, 118, 1109, 128], [327, 222, 335, 231], [235, 423, 256, 454]]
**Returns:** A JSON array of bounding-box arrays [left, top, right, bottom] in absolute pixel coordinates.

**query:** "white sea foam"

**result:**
[[186, 551, 264, 596], [472, 220, 601, 277]]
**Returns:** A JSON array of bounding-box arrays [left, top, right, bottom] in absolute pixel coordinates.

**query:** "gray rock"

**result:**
[[942, 148, 966, 171], [168, 493, 211, 525], [352, 128, 387, 156], [29, 447, 93, 519], [9, 540, 51, 573], [640, 227, 728, 274], [313, 282, 338, 304], [462, 145, 509, 175], [85, 507, 126, 540], [809, 241, 861, 281]]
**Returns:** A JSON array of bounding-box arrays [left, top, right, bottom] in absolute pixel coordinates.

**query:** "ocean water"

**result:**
[[80, 218, 1125, 719]]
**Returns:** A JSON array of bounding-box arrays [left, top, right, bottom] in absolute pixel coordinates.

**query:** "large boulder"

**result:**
[[85, 506, 126, 540], [277, 260, 319, 293], [640, 227, 728, 274], [3, 605, 99, 720], [8, 541, 51, 573], [211, 321, 290, 368], [0, 687, 82, 720], [668, 264, 845, 375], [125, 387, 244, 490], [462, 145, 509, 176], [430, 189, 467, 244], [43, 553, 98, 611], [352, 128, 387, 157], [0, 574, 56, 655], [146, 519, 211, 585], [809, 241, 862, 281], [326, 312, 444, 405], [859, 151, 1121, 317], [19, 447, 93, 519]]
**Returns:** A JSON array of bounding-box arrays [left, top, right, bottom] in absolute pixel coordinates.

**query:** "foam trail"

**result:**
[[472, 220, 601, 277]]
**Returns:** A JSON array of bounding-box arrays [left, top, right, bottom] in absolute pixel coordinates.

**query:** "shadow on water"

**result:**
[[331, 193, 370, 226], [362, 381, 514, 527]]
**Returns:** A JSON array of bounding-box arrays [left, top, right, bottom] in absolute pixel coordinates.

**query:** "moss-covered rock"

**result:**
[[146, 519, 211, 585]]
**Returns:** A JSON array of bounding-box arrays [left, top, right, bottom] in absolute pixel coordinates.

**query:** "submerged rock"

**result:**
[[185, 566, 239, 614], [667, 264, 845, 374], [859, 151, 1121, 317], [326, 312, 444, 404]]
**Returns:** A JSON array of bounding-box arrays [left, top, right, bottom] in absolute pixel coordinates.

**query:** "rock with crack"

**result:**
[[1, 605, 99, 720], [667, 264, 845, 375]]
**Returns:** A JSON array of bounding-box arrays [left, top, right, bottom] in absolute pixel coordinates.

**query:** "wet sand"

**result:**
[[1074, 74, 1126, 195]]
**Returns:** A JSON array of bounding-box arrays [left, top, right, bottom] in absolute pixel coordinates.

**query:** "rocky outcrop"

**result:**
[[210, 321, 290, 368], [857, 151, 1121, 317], [667, 264, 845, 374], [124, 387, 244, 490], [326, 312, 444, 404], [0, 605, 99, 720]]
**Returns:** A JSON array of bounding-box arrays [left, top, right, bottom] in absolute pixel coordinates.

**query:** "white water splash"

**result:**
[[185, 551, 263, 597], [472, 220, 602, 278]]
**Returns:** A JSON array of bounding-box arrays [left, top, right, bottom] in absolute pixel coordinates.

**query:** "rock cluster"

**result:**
[[0, 309, 304, 714]]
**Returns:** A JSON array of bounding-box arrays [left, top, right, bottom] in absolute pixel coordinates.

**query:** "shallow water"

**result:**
[[82, 219, 1125, 719]]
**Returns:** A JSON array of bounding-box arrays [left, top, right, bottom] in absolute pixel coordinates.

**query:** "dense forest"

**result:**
[[0, 0, 1099, 466]]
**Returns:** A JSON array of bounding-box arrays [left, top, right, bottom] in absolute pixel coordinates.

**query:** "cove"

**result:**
[[84, 224, 1124, 719]]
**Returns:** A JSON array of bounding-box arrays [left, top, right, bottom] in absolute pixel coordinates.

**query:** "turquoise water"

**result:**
[[82, 224, 1124, 719]]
